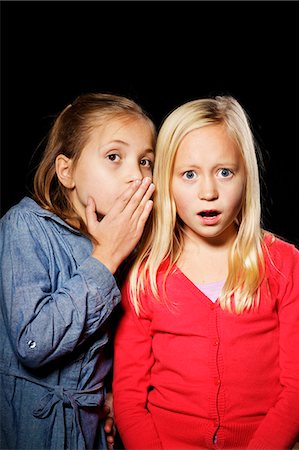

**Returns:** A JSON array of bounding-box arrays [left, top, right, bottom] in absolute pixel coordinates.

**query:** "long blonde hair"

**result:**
[[130, 95, 266, 315], [33, 92, 156, 235]]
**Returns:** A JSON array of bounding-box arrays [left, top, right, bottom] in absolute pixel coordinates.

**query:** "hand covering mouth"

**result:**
[[198, 210, 220, 217]]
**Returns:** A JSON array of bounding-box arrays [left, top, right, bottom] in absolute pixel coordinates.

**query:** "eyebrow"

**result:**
[[144, 148, 155, 155], [108, 139, 128, 145], [104, 140, 154, 153]]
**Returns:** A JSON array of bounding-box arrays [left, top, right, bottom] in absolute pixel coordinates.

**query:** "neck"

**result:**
[[182, 225, 238, 255]]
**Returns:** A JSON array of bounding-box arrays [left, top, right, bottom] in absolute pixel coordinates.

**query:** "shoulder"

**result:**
[[263, 232, 299, 284], [1, 197, 80, 236], [263, 232, 299, 262], [1, 197, 42, 235], [1, 197, 51, 227], [1, 198, 82, 264]]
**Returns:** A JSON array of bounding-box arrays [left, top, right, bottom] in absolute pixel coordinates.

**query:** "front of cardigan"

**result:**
[[113, 236, 299, 449]]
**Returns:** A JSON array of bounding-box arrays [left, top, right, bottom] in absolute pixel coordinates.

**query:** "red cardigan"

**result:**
[[113, 237, 299, 449]]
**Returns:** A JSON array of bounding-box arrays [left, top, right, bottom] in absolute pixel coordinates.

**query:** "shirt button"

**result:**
[[28, 340, 36, 349], [213, 340, 219, 346], [214, 378, 221, 385]]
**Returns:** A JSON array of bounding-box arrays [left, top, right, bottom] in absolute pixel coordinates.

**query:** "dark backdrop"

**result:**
[[1, 0, 298, 247]]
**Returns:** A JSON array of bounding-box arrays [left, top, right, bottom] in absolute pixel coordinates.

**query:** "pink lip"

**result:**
[[197, 210, 221, 226]]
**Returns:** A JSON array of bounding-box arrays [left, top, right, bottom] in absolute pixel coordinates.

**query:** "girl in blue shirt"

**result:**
[[0, 92, 156, 450]]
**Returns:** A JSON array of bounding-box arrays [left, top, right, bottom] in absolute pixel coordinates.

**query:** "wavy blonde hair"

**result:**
[[33, 92, 156, 235], [130, 95, 266, 315]]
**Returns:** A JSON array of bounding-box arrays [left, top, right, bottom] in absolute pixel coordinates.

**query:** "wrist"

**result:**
[[91, 249, 119, 274]]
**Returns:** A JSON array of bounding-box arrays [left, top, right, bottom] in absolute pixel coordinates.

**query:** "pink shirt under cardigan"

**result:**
[[113, 236, 299, 449]]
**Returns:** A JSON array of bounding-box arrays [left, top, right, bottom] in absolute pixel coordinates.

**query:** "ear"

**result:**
[[55, 154, 75, 189]]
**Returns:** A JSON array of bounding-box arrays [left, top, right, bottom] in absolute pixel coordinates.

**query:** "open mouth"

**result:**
[[198, 210, 220, 217], [197, 210, 221, 225]]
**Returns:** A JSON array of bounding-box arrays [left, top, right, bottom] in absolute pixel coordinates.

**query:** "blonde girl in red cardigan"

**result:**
[[113, 96, 299, 449]]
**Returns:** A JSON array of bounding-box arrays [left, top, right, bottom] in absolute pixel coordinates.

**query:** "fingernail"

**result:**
[[142, 177, 150, 185], [135, 179, 141, 186]]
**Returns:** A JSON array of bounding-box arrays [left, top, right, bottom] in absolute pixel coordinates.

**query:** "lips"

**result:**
[[197, 210, 221, 225]]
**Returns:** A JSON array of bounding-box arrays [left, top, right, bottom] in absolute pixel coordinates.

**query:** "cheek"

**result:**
[[172, 184, 181, 209], [225, 183, 244, 212], [94, 183, 123, 214], [141, 165, 153, 179], [172, 188, 189, 218]]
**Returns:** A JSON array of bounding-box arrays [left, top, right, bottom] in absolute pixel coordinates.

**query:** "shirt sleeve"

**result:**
[[1, 209, 120, 369], [113, 281, 163, 449], [248, 243, 299, 449]]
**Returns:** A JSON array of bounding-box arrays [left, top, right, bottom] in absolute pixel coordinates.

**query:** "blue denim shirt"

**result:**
[[0, 197, 121, 450]]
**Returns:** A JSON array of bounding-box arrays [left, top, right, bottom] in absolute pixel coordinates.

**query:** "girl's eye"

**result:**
[[140, 159, 153, 168], [107, 154, 120, 162], [218, 168, 233, 178], [183, 170, 197, 180]]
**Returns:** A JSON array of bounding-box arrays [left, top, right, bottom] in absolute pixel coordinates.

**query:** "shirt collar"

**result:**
[[20, 197, 82, 235]]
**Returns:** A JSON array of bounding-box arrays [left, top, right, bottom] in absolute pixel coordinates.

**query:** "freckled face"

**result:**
[[171, 124, 245, 245], [69, 117, 154, 221]]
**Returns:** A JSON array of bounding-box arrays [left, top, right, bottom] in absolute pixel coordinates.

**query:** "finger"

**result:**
[[130, 183, 155, 228], [136, 199, 154, 233], [104, 417, 114, 433], [108, 179, 143, 215], [98, 404, 110, 420], [85, 197, 98, 232], [107, 442, 114, 450], [132, 182, 155, 216], [123, 178, 154, 217], [106, 432, 116, 441]]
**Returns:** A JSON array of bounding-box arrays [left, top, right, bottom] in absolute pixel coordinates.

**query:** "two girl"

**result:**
[[113, 96, 299, 449]]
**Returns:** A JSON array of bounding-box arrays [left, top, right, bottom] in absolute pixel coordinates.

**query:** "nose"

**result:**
[[198, 176, 218, 201], [127, 163, 143, 184]]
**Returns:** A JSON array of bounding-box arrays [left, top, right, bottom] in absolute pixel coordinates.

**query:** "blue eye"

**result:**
[[219, 168, 232, 178], [183, 170, 196, 180]]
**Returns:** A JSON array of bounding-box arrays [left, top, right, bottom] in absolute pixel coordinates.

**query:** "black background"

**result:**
[[1, 0, 298, 246]]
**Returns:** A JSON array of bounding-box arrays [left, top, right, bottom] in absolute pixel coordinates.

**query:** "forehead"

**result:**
[[89, 115, 154, 143], [93, 114, 142, 132], [78, 117, 154, 161], [175, 124, 240, 163]]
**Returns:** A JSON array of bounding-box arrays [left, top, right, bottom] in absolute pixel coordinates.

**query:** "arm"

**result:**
[[248, 244, 299, 449], [113, 282, 163, 450], [1, 210, 120, 369], [1, 180, 154, 370]]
